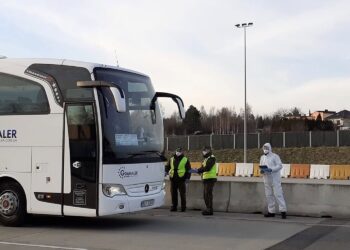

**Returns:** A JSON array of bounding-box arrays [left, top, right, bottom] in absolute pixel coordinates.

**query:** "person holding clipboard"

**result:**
[[192, 146, 217, 216], [260, 143, 287, 219]]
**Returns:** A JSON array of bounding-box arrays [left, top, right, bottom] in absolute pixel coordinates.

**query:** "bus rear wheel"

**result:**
[[0, 182, 26, 226]]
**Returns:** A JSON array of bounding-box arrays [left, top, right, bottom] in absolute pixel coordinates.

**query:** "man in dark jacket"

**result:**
[[165, 147, 191, 212], [197, 146, 217, 216]]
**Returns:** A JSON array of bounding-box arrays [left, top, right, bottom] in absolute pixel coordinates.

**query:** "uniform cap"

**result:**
[[175, 147, 183, 152], [202, 145, 211, 151]]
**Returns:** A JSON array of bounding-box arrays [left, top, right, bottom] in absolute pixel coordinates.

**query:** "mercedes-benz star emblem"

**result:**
[[145, 184, 149, 193]]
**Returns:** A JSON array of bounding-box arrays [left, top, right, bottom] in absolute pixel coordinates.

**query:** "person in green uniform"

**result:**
[[197, 146, 217, 216], [165, 147, 191, 212]]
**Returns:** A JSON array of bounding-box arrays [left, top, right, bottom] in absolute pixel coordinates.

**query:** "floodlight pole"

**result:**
[[235, 22, 253, 164]]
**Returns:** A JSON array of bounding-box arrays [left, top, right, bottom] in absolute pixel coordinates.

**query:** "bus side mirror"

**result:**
[[174, 97, 185, 119], [77, 80, 126, 112], [150, 92, 185, 119]]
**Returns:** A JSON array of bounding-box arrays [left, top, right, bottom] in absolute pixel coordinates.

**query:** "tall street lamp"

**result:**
[[235, 22, 253, 164]]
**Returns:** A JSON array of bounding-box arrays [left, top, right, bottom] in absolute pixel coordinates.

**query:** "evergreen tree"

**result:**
[[183, 105, 202, 134]]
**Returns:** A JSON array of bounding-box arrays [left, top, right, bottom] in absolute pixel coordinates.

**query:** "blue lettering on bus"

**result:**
[[0, 129, 17, 138]]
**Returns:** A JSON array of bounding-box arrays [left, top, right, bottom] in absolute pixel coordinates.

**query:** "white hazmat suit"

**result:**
[[259, 143, 287, 214]]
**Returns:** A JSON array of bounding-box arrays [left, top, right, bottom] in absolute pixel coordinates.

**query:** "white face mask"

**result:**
[[202, 151, 207, 156], [263, 149, 269, 155], [175, 152, 182, 157]]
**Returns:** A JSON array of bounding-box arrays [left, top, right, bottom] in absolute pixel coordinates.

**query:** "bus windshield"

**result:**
[[94, 68, 164, 164]]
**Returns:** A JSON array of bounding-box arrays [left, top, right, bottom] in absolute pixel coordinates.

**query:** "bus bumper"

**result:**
[[98, 189, 165, 216]]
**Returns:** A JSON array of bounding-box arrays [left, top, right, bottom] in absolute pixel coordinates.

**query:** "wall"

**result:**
[[164, 177, 350, 218]]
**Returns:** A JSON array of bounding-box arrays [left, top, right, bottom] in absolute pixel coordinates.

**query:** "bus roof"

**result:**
[[0, 58, 149, 78]]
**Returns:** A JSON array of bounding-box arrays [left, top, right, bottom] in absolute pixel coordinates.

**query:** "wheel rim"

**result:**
[[0, 191, 19, 217]]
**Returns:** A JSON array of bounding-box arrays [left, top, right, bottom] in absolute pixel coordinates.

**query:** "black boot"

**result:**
[[181, 207, 186, 212], [202, 210, 213, 216], [281, 212, 287, 219], [264, 212, 275, 218], [170, 207, 177, 212]]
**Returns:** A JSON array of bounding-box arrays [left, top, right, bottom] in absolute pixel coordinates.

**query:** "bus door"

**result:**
[[63, 103, 99, 216]]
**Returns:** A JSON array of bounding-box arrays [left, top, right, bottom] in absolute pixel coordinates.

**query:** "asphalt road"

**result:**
[[0, 209, 349, 250]]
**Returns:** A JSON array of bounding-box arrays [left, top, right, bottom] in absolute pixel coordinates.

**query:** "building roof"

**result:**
[[312, 109, 336, 114], [327, 110, 350, 120]]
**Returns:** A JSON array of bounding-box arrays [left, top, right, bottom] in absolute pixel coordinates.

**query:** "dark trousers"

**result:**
[[203, 181, 215, 212], [170, 180, 186, 209]]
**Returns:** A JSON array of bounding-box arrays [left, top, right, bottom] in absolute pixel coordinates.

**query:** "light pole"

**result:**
[[235, 22, 253, 164]]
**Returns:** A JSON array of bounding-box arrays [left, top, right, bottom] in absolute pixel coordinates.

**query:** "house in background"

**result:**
[[326, 110, 350, 130], [284, 114, 312, 120], [310, 109, 336, 121]]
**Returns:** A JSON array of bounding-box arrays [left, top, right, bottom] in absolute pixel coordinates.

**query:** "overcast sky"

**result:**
[[1, 0, 349, 117]]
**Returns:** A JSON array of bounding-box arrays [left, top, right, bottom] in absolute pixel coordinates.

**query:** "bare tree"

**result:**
[[163, 105, 334, 135]]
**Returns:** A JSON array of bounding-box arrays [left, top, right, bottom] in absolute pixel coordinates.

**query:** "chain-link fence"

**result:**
[[165, 131, 350, 150]]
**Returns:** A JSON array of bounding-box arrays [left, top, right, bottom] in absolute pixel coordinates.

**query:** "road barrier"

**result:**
[[235, 163, 254, 177], [253, 163, 262, 177], [310, 164, 330, 179], [329, 164, 350, 180], [184, 162, 350, 180], [290, 164, 310, 178], [281, 164, 291, 178], [218, 163, 235, 176]]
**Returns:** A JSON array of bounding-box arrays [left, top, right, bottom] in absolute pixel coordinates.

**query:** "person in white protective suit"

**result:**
[[259, 143, 287, 219]]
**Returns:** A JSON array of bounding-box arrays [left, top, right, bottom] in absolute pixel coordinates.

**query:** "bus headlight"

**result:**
[[102, 184, 127, 197], [161, 181, 166, 190]]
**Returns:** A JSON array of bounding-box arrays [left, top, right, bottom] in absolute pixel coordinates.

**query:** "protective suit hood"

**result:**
[[263, 143, 272, 154]]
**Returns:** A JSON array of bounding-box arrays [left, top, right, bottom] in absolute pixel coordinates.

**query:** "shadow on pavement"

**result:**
[[23, 214, 154, 230], [21, 212, 233, 237]]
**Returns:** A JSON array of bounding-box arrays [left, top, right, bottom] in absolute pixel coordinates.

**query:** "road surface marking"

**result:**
[[0, 241, 88, 250]]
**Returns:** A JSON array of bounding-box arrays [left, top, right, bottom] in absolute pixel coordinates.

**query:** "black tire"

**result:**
[[0, 181, 26, 227]]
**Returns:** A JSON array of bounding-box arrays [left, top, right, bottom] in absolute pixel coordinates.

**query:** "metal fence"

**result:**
[[165, 131, 350, 151]]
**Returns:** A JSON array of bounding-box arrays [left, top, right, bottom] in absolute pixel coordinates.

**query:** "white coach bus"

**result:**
[[0, 58, 184, 226]]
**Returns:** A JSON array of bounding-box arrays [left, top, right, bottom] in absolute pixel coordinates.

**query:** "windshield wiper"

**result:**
[[141, 150, 167, 161], [127, 152, 148, 159]]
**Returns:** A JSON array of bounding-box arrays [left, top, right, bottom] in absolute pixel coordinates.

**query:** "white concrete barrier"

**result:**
[[164, 177, 350, 217], [281, 164, 291, 178], [310, 164, 330, 179], [235, 163, 254, 177]]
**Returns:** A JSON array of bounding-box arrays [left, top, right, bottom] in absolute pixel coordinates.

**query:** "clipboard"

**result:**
[[259, 165, 268, 170]]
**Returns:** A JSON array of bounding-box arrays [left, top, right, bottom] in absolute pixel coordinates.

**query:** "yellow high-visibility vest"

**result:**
[[202, 155, 217, 180], [169, 156, 188, 178]]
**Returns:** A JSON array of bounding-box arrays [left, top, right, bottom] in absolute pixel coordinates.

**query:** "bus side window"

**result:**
[[0, 73, 50, 115]]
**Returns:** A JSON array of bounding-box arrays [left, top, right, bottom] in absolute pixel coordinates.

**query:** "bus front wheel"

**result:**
[[0, 182, 26, 226]]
